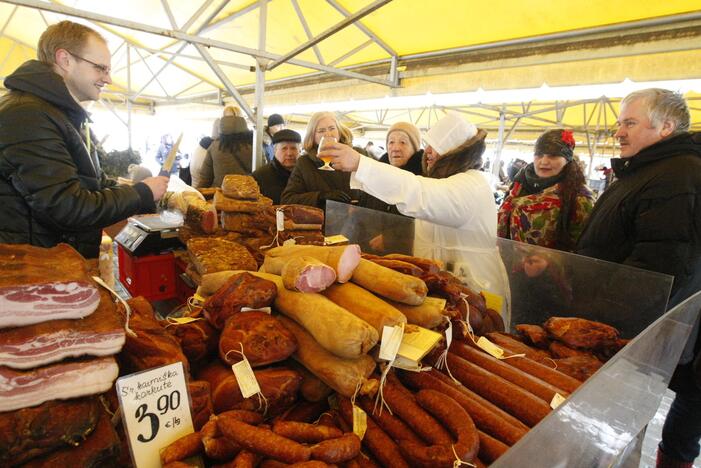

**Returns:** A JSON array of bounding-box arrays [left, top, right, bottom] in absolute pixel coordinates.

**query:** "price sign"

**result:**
[[116, 362, 194, 468]]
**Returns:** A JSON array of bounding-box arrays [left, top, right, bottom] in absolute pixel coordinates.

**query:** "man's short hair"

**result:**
[[37, 20, 106, 65], [622, 88, 690, 133]]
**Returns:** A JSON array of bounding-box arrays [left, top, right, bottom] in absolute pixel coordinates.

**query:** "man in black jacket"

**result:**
[[0, 21, 168, 258], [576, 88, 701, 468], [253, 129, 301, 204]]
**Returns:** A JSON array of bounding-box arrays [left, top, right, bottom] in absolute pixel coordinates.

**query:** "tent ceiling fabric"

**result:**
[[1, 0, 700, 151]]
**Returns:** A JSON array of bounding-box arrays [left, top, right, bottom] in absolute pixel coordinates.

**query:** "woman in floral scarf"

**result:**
[[497, 129, 594, 251]]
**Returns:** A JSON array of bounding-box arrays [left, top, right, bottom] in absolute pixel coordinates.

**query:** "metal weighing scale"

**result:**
[[115, 213, 183, 256]]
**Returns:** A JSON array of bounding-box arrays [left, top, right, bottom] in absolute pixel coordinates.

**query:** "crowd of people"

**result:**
[[1, 20, 700, 468]]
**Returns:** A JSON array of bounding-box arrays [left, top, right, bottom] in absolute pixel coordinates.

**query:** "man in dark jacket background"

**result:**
[[252, 129, 301, 204], [576, 88, 701, 468], [0, 21, 168, 258]]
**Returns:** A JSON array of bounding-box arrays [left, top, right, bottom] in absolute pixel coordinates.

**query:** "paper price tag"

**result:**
[[232, 359, 261, 398], [352, 405, 367, 440], [476, 336, 505, 359], [276, 210, 285, 232], [423, 296, 447, 310], [480, 290, 504, 313], [392, 355, 431, 372], [379, 324, 404, 361], [116, 362, 194, 468], [550, 393, 567, 409], [241, 306, 272, 314], [324, 234, 349, 245], [166, 316, 201, 325], [397, 326, 442, 363]]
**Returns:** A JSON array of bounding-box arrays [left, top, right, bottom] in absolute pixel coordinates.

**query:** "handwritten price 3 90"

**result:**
[[134, 390, 181, 442]]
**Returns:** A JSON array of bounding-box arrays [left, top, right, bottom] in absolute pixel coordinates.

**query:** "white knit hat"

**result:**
[[423, 112, 477, 156]]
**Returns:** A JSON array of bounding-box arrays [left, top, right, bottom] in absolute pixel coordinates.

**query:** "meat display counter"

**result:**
[[325, 201, 699, 467]]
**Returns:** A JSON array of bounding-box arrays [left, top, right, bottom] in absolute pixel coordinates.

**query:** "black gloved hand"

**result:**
[[319, 190, 352, 207]]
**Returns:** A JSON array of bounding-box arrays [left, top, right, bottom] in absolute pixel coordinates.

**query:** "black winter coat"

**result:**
[[576, 132, 701, 308], [280, 148, 356, 208], [0, 60, 155, 258], [252, 157, 290, 205]]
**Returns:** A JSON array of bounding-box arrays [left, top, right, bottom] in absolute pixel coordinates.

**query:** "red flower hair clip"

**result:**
[[561, 130, 575, 148]]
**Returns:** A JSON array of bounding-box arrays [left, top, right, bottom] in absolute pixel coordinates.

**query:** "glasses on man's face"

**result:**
[[66, 50, 111, 76]]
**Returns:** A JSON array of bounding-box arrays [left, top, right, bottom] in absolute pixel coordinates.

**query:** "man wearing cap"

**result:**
[[323, 113, 510, 309], [262, 113, 286, 163], [0, 20, 168, 258], [253, 129, 301, 204], [576, 88, 701, 468]]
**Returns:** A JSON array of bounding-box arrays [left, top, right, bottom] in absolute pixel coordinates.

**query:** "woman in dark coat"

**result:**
[[197, 115, 253, 188]]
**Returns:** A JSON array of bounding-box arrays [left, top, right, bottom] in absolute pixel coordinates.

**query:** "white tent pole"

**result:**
[[328, 39, 372, 67], [325, 0, 396, 57], [492, 107, 506, 180], [267, 0, 392, 70], [127, 44, 132, 150], [4, 0, 396, 87], [290, 0, 325, 65], [195, 44, 254, 120], [253, 0, 268, 171]]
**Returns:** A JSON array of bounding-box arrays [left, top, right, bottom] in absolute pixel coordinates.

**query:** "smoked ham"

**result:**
[[203, 272, 278, 329], [0, 243, 100, 328], [262, 244, 361, 283], [219, 311, 297, 367], [0, 288, 125, 369], [281, 256, 337, 293], [351, 259, 428, 306]]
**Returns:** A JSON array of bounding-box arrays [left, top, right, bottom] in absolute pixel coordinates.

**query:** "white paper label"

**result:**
[[476, 336, 505, 359], [392, 355, 432, 372], [232, 359, 261, 398], [550, 392, 567, 409], [352, 405, 367, 440], [276, 210, 285, 232], [379, 324, 404, 361], [116, 362, 194, 468], [240, 306, 272, 314]]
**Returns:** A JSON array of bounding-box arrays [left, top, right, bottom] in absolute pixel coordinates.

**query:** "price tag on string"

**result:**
[[550, 393, 567, 409], [116, 362, 194, 468], [476, 336, 505, 359], [352, 405, 367, 440], [166, 316, 201, 325], [480, 290, 504, 313], [276, 209, 285, 232], [379, 324, 404, 361], [232, 358, 261, 398], [324, 234, 349, 246]]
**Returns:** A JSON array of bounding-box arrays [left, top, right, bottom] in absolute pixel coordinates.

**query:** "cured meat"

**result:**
[[0, 243, 100, 328], [188, 237, 258, 275], [276, 204, 324, 226], [197, 361, 302, 416], [185, 198, 218, 234], [263, 244, 361, 283], [515, 324, 550, 349], [221, 174, 261, 200], [219, 311, 297, 367], [221, 211, 274, 232], [22, 405, 120, 468], [552, 355, 603, 381], [0, 356, 118, 412], [204, 272, 278, 329], [278, 230, 325, 246], [118, 296, 189, 374], [282, 256, 337, 293], [161, 315, 218, 365], [214, 190, 273, 213], [0, 288, 125, 369], [0, 397, 100, 466], [188, 380, 214, 431], [544, 317, 621, 351]]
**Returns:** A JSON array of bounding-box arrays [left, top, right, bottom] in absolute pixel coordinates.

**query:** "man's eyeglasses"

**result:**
[[66, 50, 111, 76]]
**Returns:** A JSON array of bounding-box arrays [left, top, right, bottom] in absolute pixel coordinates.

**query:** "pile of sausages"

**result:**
[[160, 409, 361, 467]]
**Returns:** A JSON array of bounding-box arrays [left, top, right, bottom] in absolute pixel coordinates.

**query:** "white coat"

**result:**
[[351, 156, 510, 318]]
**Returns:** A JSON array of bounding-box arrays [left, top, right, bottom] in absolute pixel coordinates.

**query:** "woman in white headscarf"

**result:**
[[323, 113, 510, 315]]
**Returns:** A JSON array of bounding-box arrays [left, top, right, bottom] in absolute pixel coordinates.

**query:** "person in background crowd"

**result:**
[[498, 129, 594, 251], [252, 129, 301, 204], [0, 20, 167, 258], [507, 158, 527, 182], [189, 135, 213, 189], [281, 111, 362, 208], [325, 112, 510, 305], [197, 114, 253, 188], [223, 105, 241, 117], [576, 88, 701, 468], [155, 133, 183, 175], [361, 122, 424, 253], [262, 113, 286, 163]]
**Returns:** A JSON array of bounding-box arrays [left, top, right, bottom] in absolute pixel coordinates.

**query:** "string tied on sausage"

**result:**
[[92, 275, 136, 338], [451, 444, 477, 468], [261, 208, 288, 250], [226, 344, 269, 416], [435, 316, 458, 383], [374, 362, 394, 417]]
